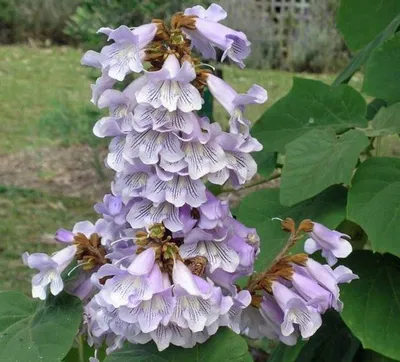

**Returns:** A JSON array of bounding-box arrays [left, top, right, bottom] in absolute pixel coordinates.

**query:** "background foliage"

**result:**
[[0, 0, 347, 72]]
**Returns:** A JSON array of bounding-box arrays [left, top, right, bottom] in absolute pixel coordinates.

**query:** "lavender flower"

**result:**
[[207, 74, 267, 136], [271, 281, 322, 339], [99, 24, 157, 81], [136, 54, 202, 112], [305, 222, 353, 265], [22, 245, 77, 300], [183, 4, 251, 67], [81, 50, 116, 105]]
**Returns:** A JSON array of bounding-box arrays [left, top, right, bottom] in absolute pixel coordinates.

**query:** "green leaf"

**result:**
[[104, 328, 252, 362], [253, 149, 277, 178], [252, 78, 367, 152], [269, 311, 359, 362], [333, 14, 400, 86], [62, 343, 105, 362], [340, 251, 400, 361], [337, 0, 400, 51], [236, 186, 347, 273], [363, 33, 400, 105], [366, 99, 387, 121], [280, 129, 368, 206], [368, 103, 400, 137], [0, 291, 83, 362], [347, 157, 400, 256], [268, 341, 305, 362], [360, 350, 398, 362]]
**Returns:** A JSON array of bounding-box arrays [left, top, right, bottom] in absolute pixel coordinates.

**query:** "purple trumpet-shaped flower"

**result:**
[[207, 74, 267, 136], [259, 293, 299, 345], [305, 222, 353, 266], [22, 245, 77, 300], [136, 54, 203, 112], [170, 260, 225, 333], [93, 76, 147, 137], [179, 228, 240, 273], [142, 174, 207, 208], [272, 281, 322, 339], [218, 290, 251, 333], [118, 287, 176, 334], [183, 4, 251, 67], [331, 265, 359, 284], [99, 24, 157, 81], [197, 191, 230, 229], [112, 162, 153, 202], [301, 258, 358, 312], [290, 271, 333, 313], [95, 194, 123, 219], [131, 104, 199, 134], [81, 50, 117, 105], [123, 128, 184, 167], [209, 132, 261, 188], [95, 248, 162, 308], [126, 198, 182, 232]]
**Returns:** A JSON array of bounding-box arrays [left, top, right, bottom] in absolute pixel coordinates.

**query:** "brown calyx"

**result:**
[[170, 12, 197, 31], [144, 13, 212, 94], [133, 223, 209, 278], [73, 233, 108, 270], [297, 219, 314, 233], [248, 252, 309, 295], [250, 294, 263, 308], [185, 256, 208, 276]]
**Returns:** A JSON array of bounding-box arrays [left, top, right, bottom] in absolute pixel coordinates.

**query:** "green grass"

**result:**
[[0, 46, 96, 153], [0, 185, 96, 293]]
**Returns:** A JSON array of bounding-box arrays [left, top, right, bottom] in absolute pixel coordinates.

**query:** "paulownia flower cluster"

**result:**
[[22, 3, 357, 360]]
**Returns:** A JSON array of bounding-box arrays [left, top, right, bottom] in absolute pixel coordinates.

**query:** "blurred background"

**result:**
[[0, 0, 356, 293]]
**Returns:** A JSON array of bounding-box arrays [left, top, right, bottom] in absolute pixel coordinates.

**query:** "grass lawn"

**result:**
[[0, 45, 365, 294], [0, 186, 96, 293]]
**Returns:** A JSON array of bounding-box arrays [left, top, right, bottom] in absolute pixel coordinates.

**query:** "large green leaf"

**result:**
[[269, 311, 359, 362], [340, 251, 400, 361], [333, 14, 400, 86], [253, 149, 277, 178], [337, 0, 400, 51], [63, 343, 106, 362], [236, 186, 347, 273], [363, 33, 400, 105], [347, 157, 400, 256], [366, 99, 387, 121], [268, 341, 305, 362], [280, 129, 368, 206], [104, 328, 252, 362], [360, 350, 398, 362], [0, 291, 82, 362], [367, 103, 400, 137], [252, 78, 367, 152]]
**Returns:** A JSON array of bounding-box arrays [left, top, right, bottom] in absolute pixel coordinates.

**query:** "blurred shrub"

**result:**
[[288, 0, 349, 73], [64, 0, 212, 50], [219, 0, 281, 69], [0, 0, 80, 44], [219, 0, 348, 72], [0, 0, 17, 43]]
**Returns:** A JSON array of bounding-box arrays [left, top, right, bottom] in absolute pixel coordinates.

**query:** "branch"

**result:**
[[222, 173, 281, 194]]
